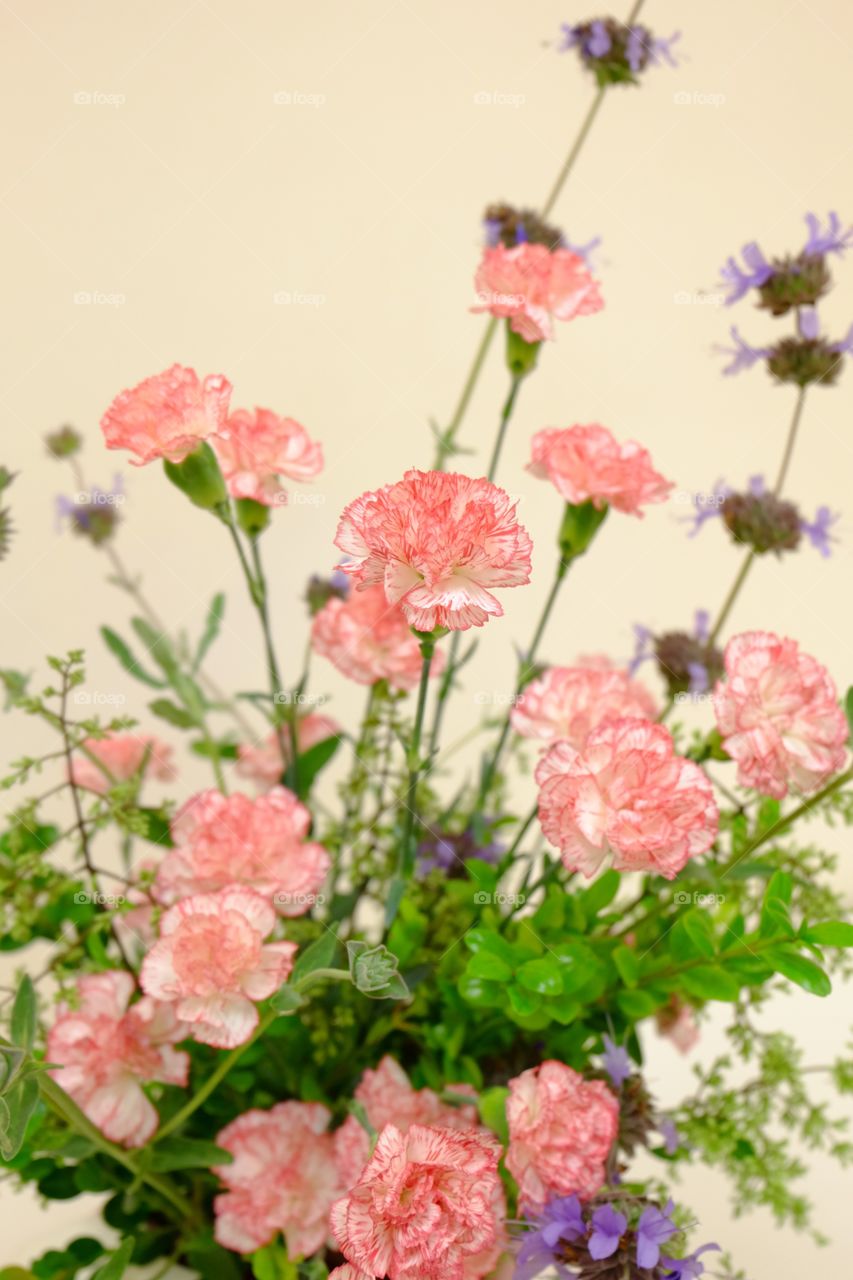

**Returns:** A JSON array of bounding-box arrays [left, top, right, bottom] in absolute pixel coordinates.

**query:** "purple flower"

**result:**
[[587, 20, 611, 57], [564, 234, 603, 272], [515, 1195, 585, 1280], [717, 326, 771, 375], [417, 827, 502, 877], [661, 1243, 721, 1279], [657, 1115, 681, 1154], [798, 304, 821, 340], [800, 505, 839, 557], [649, 30, 681, 67], [588, 1204, 627, 1260], [683, 480, 730, 537], [626, 26, 645, 73], [720, 242, 774, 305], [602, 1035, 632, 1087], [636, 1200, 679, 1269], [829, 320, 853, 356], [802, 210, 853, 259]]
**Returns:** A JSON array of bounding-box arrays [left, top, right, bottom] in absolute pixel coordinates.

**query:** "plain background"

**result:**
[[2, 1, 853, 1275]]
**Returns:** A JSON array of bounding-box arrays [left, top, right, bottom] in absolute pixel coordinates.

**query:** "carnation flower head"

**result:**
[[213, 407, 323, 505], [335, 469, 532, 632], [236, 714, 341, 789], [101, 364, 232, 465], [511, 662, 657, 749], [312, 584, 446, 690], [155, 786, 330, 914], [330, 1122, 506, 1280], [472, 242, 603, 343], [214, 1101, 341, 1256], [535, 718, 719, 879], [47, 971, 188, 1147], [140, 885, 296, 1048], [713, 630, 848, 799], [528, 424, 672, 516], [70, 732, 175, 796], [505, 1060, 619, 1212]]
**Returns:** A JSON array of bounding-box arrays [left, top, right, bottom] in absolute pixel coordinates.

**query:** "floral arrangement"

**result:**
[[2, 15, 853, 1280]]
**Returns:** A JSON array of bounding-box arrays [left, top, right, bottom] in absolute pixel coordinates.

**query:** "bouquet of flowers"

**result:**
[[2, 15, 852, 1280]]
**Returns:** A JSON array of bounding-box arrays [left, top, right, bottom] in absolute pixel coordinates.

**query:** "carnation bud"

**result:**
[[234, 497, 271, 538], [757, 252, 831, 316], [557, 499, 609, 562], [505, 325, 540, 378], [304, 570, 350, 616], [767, 336, 843, 386], [721, 490, 802, 555], [162, 441, 228, 514], [45, 425, 83, 459], [654, 630, 724, 697]]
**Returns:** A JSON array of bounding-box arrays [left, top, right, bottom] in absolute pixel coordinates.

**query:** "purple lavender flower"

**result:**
[[631, 611, 721, 698], [661, 1243, 721, 1279], [800, 505, 839, 557], [56, 476, 124, 546], [417, 826, 502, 878], [657, 1114, 681, 1155], [602, 1034, 632, 1087], [636, 1199, 679, 1269], [558, 19, 679, 84], [649, 30, 681, 67], [515, 1195, 584, 1280], [798, 304, 821, 340], [720, 242, 774, 305], [802, 210, 853, 258], [588, 1204, 627, 1260], [587, 19, 611, 57], [686, 474, 839, 558], [716, 326, 771, 375]]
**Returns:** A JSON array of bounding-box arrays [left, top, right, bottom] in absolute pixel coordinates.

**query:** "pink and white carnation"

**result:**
[[155, 786, 330, 915], [101, 363, 232, 465], [713, 630, 848, 799], [330, 1123, 506, 1280], [335, 469, 533, 632], [47, 971, 188, 1147], [70, 732, 175, 796], [312, 584, 446, 690], [505, 1060, 619, 1212], [214, 407, 323, 505], [528, 424, 673, 515], [511, 663, 658, 749], [235, 714, 341, 790], [472, 243, 603, 343], [140, 886, 296, 1048], [214, 1101, 341, 1256], [535, 718, 718, 878]]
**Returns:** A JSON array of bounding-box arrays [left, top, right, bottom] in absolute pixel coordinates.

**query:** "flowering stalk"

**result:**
[[387, 635, 438, 925]]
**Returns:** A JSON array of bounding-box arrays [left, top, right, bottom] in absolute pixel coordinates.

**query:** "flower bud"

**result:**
[[505, 325, 540, 378], [557, 499, 609, 561], [767, 336, 843, 386], [235, 497, 270, 538], [654, 630, 724, 698], [483, 202, 563, 250], [162, 441, 228, 513], [304, 570, 351, 617], [757, 252, 831, 316], [721, 490, 802, 555], [45, 425, 83, 459]]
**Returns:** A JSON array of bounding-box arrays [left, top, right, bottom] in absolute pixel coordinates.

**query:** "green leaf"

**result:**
[[147, 1137, 232, 1171], [0, 1269, 37, 1279], [467, 951, 513, 983], [194, 592, 225, 672], [10, 975, 36, 1051], [516, 957, 563, 996], [766, 870, 793, 903], [616, 988, 660, 1020], [92, 1239, 135, 1280], [148, 697, 198, 729], [803, 921, 853, 948], [100, 626, 165, 689], [270, 984, 305, 1014], [130, 618, 180, 680], [767, 946, 832, 996], [477, 1086, 509, 1144], [290, 930, 339, 986], [132, 807, 174, 848], [295, 735, 341, 798], [457, 975, 504, 1008], [612, 945, 640, 987], [251, 1243, 297, 1280], [680, 966, 741, 1002], [507, 983, 541, 1016], [845, 686, 853, 740], [464, 929, 516, 965], [0, 1075, 38, 1160], [579, 869, 620, 921]]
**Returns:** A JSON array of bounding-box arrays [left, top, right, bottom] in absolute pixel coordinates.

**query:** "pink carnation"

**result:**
[[312, 584, 446, 690], [70, 732, 175, 796], [512, 664, 658, 749], [140, 886, 296, 1048], [713, 630, 848, 799], [330, 1123, 506, 1280], [156, 786, 330, 915], [101, 363, 232, 465], [535, 718, 718, 879], [235, 714, 341, 790], [214, 407, 323, 505], [505, 1061, 618, 1212], [335, 470, 532, 632], [47, 971, 188, 1147], [472, 243, 603, 343], [214, 1102, 341, 1256], [528, 424, 672, 515]]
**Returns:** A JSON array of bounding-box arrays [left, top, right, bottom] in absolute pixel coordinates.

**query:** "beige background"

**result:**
[[2, 0, 853, 1275]]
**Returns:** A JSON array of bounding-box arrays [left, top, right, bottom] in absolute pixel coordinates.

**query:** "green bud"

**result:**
[[505, 324, 540, 378], [163, 442, 228, 514], [235, 497, 271, 538], [557, 499, 609, 561]]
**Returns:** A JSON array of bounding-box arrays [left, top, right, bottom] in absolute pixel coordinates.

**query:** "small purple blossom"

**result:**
[[484, 217, 502, 247], [588, 1204, 627, 1260], [800, 505, 839, 557], [601, 1035, 632, 1087], [588, 20, 611, 57], [657, 1114, 681, 1155], [636, 1199, 679, 1269], [661, 1243, 722, 1279], [716, 325, 771, 375], [798, 304, 821, 340], [417, 826, 502, 877], [829, 320, 853, 355], [720, 242, 774, 305], [802, 210, 853, 259], [515, 1195, 584, 1280], [649, 30, 681, 67]]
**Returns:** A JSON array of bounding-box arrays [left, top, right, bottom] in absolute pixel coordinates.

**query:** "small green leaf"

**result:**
[[148, 697, 198, 729], [194, 592, 226, 672], [579, 869, 620, 920], [803, 921, 853, 948], [100, 626, 165, 689], [92, 1238, 135, 1280], [516, 957, 563, 996], [845, 686, 853, 740], [290, 930, 339, 986], [132, 807, 175, 848], [612, 945, 640, 987], [477, 1086, 509, 1143], [507, 983, 541, 1016], [680, 966, 741, 1002], [467, 951, 513, 983], [270, 985, 305, 1014], [147, 1137, 232, 1171], [464, 929, 516, 965], [0, 1075, 38, 1160], [767, 946, 832, 996], [295, 735, 341, 798], [251, 1242, 297, 1280], [10, 975, 36, 1051]]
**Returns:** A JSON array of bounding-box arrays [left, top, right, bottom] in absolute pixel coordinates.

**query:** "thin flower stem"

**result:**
[[432, 317, 499, 469], [707, 548, 755, 649], [389, 642, 436, 923], [773, 385, 808, 496], [540, 86, 607, 218], [487, 373, 524, 481], [721, 764, 853, 875]]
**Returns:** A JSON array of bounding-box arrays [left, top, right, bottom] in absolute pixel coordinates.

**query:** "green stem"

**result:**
[[388, 642, 435, 923], [773, 385, 808, 496], [540, 86, 607, 217], [342, 682, 382, 838], [432, 317, 499, 469], [487, 373, 523, 482], [707, 548, 755, 649], [249, 537, 300, 791], [721, 764, 853, 875]]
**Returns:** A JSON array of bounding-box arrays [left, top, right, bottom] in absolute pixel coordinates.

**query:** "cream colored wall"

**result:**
[[2, 0, 852, 1274]]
